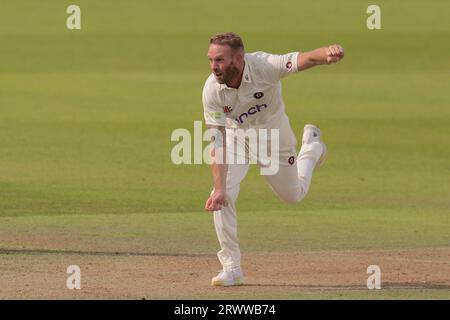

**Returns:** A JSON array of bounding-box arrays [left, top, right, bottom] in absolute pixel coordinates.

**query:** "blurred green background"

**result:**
[[0, 0, 449, 298]]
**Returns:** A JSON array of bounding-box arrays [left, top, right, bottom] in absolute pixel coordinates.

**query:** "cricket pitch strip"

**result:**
[[0, 247, 449, 299]]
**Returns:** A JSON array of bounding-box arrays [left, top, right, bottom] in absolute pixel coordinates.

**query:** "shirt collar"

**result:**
[[217, 57, 251, 90], [242, 57, 252, 83]]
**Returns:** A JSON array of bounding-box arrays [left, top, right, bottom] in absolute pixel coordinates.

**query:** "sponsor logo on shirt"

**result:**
[[235, 104, 268, 124], [209, 111, 223, 120], [223, 105, 233, 114]]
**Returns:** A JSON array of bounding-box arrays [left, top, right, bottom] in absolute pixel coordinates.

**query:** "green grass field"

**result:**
[[0, 0, 449, 299]]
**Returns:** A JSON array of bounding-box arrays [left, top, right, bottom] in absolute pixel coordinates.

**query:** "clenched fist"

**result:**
[[326, 44, 344, 63], [205, 189, 228, 212]]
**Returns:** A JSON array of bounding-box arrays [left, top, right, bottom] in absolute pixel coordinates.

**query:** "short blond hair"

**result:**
[[209, 32, 244, 52]]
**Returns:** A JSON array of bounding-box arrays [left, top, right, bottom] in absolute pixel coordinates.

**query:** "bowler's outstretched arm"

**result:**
[[297, 44, 344, 71]]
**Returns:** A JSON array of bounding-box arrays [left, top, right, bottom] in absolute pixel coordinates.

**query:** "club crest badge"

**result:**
[[288, 156, 295, 165], [254, 92, 264, 99]]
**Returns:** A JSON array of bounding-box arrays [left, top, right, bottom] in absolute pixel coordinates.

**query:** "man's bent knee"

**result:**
[[278, 188, 307, 204]]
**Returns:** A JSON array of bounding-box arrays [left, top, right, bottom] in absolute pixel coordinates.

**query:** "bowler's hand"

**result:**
[[205, 189, 227, 212], [326, 44, 344, 63]]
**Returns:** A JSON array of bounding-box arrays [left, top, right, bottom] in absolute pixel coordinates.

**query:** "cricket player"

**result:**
[[203, 32, 344, 286]]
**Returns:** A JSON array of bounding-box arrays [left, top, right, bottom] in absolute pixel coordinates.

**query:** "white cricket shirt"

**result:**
[[202, 51, 299, 130]]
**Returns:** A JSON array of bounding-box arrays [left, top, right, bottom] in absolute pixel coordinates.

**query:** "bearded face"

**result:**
[[215, 61, 240, 84], [208, 44, 243, 85]]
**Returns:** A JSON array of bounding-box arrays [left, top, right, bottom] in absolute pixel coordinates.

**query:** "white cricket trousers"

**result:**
[[212, 125, 324, 271]]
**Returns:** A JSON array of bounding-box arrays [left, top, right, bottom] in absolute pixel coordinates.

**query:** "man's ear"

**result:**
[[235, 50, 244, 63]]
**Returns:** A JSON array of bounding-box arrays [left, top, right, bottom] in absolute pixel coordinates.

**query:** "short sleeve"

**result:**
[[202, 79, 226, 127], [265, 52, 299, 80]]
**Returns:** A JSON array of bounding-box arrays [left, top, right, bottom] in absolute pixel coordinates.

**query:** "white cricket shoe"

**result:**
[[211, 268, 245, 287], [302, 124, 327, 168]]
